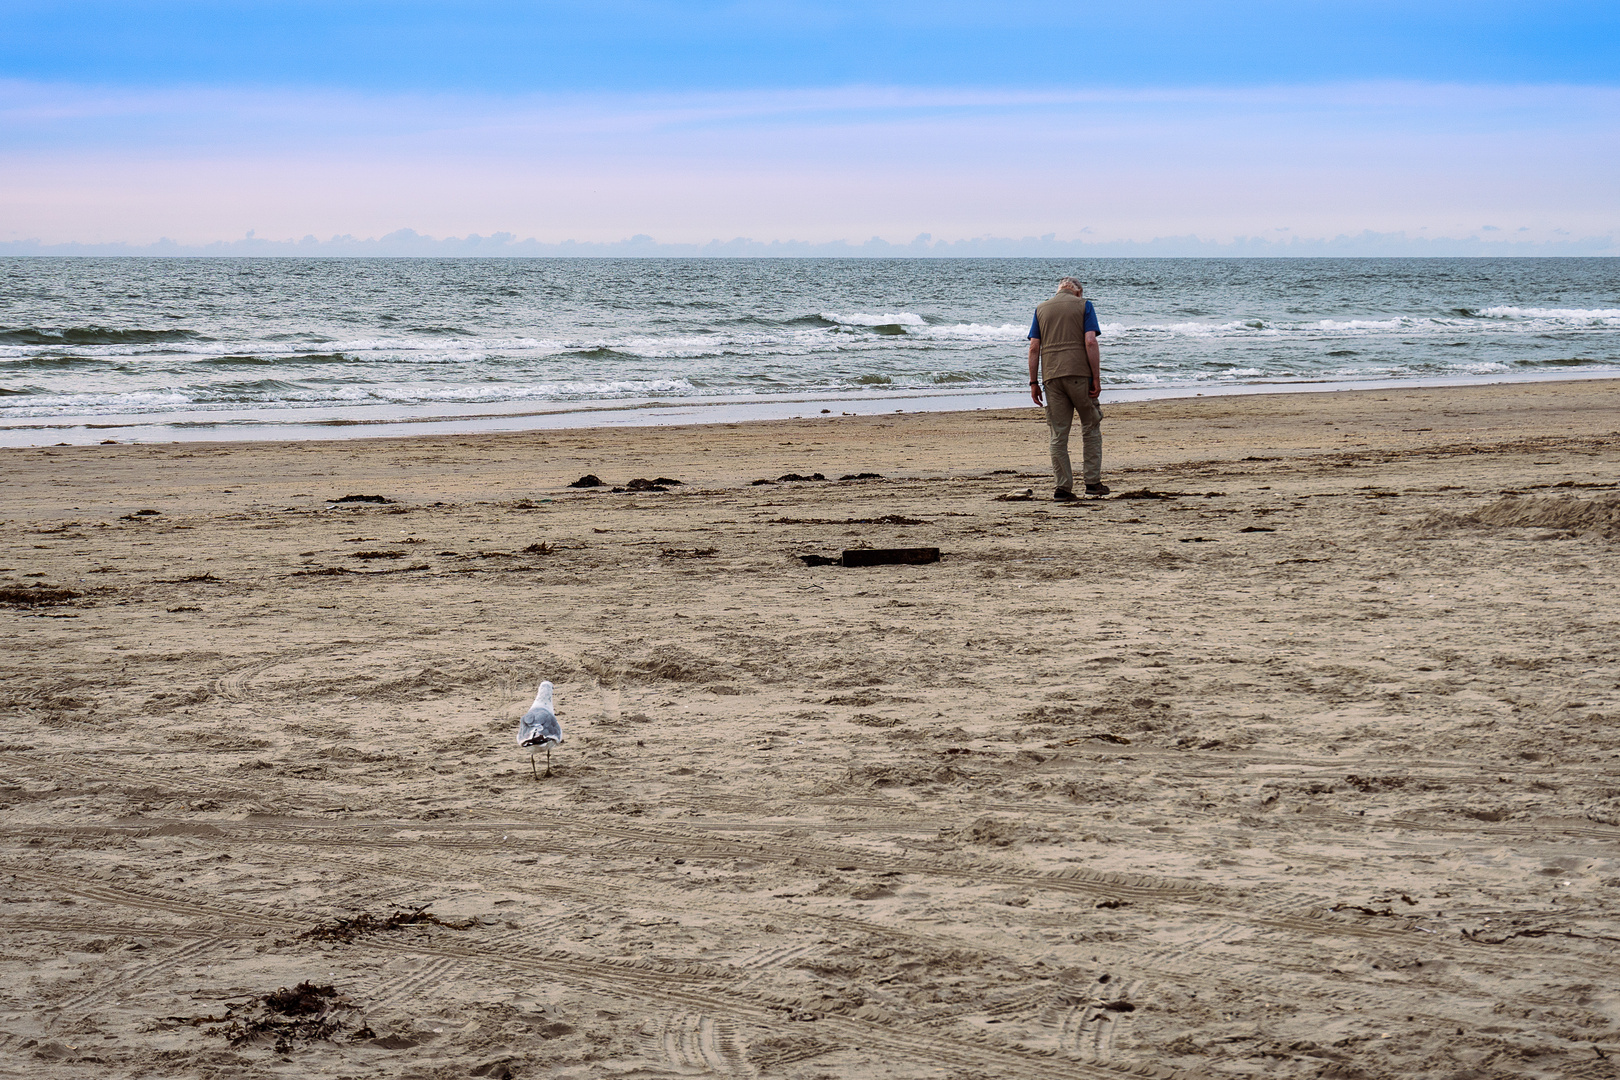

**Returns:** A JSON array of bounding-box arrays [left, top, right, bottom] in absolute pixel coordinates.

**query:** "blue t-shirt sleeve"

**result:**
[[1029, 302, 1101, 338]]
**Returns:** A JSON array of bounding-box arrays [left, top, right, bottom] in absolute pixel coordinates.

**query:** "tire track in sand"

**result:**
[[4, 863, 1196, 1080], [643, 1012, 757, 1078], [47, 937, 227, 1015], [13, 837, 1602, 1077]]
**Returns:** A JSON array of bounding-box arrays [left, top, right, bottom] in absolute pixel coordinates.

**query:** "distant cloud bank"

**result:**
[[3, 228, 1615, 258]]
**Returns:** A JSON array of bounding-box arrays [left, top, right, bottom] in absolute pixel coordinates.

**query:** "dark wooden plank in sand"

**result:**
[[841, 547, 940, 567]]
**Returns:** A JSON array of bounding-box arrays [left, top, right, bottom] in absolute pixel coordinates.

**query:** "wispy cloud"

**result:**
[[8, 78, 1618, 139]]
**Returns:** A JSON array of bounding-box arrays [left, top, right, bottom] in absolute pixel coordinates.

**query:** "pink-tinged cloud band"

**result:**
[[2, 81, 1616, 249]]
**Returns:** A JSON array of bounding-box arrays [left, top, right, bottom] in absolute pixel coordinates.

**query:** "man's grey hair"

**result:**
[[1058, 276, 1084, 294]]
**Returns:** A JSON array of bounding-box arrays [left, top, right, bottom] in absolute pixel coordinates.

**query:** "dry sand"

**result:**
[[3, 378, 1619, 1080]]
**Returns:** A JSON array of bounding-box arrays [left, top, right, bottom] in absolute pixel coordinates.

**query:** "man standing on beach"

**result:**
[[1028, 277, 1106, 500]]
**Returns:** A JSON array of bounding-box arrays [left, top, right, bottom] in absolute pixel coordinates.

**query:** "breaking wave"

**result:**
[[0, 326, 210, 346]]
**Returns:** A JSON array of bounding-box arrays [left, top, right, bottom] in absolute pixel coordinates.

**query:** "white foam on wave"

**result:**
[[1109, 319, 1269, 337], [1476, 306, 1620, 320], [1111, 316, 1438, 337], [1114, 367, 1273, 385], [910, 322, 1023, 341], [0, 377, 703, 418], [0, 335, 571, 360], [1102, 310, 1620, 338], [1312, 317, 1423, 332], [821, 311, 927, 327], [395, 379, 699, 403], [1, 388, 201, 416]]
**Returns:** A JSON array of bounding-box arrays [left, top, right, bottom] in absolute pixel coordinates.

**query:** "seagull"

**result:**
[[516, 680, 563, 779]]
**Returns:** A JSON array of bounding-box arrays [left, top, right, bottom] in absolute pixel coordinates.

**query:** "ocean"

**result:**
[[2, 257, 1616, 445]]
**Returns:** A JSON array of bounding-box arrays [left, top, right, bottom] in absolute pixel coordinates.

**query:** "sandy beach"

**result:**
[[3, 377, 1619, 1079]]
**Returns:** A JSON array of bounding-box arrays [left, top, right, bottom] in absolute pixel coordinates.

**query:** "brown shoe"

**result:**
[[1053, 489, 1079, 502], [1085, 483, 1111, 496]]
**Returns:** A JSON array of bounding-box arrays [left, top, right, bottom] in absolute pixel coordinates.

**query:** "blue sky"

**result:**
[[3, 2, 1617, 250], [7, 2, 1618, 90]]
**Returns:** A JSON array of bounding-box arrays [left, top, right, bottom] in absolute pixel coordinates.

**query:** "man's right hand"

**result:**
[[1030, 382, 1043, 406]]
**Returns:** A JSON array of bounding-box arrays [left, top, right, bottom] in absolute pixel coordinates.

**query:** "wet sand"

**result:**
[[3, 378, 1619, 1079]]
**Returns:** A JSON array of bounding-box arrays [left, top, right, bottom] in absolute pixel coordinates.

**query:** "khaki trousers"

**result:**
[[1043, 375, 1103, 491]]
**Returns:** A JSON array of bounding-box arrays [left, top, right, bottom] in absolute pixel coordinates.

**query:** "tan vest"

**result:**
[[1034, 291, 1093, 382]]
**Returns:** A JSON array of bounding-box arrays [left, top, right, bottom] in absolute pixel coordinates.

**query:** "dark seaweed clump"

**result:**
[[0, 584, 82, 607], [299, 906, 474, 942], [200, 982, 375, 1052]]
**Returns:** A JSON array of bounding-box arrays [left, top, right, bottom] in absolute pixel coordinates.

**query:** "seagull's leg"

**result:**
[[530, 754, 538, 780], [544, 747, 552, 778]]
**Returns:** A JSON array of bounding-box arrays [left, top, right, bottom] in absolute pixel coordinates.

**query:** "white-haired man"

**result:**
[[1027, 276, 1106, 500]]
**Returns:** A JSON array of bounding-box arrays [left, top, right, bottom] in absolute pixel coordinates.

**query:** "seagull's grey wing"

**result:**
[[518, 705, 560, 746], [537, 709, 563, 744], [517, 706, 545, 743]]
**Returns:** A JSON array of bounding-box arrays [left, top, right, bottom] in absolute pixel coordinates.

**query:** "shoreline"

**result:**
[[3, 366, 1617, 448]]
